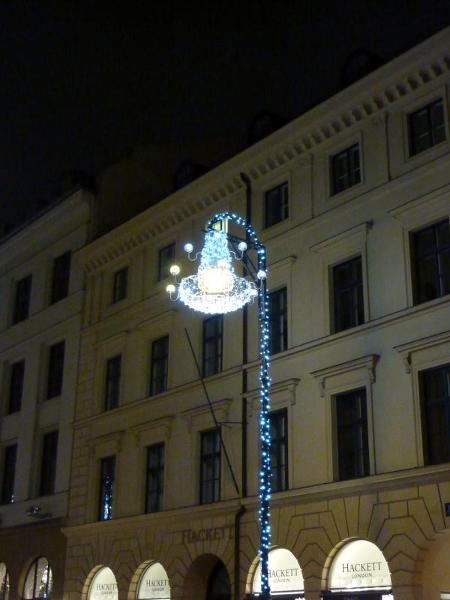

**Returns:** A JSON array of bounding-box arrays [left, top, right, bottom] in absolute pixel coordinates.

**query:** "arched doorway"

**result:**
[[207, 562, 231, 600], [249, 547, 304, 598], [86, 566, 118, 600], [421, 531, 450, 598], [23, 557, 53, 599], [0, 563, 9, 600], [323, 540, 392, 599]]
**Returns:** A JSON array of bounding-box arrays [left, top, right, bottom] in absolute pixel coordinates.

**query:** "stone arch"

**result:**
[[419, 529, 450, 598], [245, 546, 305, 597], [181, 554, 231, 600], [128, 560, 171, 599], [81, 565, 118, 600]]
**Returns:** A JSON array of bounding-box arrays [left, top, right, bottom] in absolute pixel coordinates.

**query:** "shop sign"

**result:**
[[181, 525, 233, 544], [328, 540, 391, 591], [252, 548, 304, 596], [137, 562, 170, 599], [88, 567, 118, 600]]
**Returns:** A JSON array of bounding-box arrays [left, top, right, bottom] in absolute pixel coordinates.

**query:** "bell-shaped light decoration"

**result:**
[[178, 229, 257, 314]]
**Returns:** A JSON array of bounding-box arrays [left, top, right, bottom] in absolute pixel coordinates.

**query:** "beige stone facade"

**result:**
[[64, 28, 450, 600]]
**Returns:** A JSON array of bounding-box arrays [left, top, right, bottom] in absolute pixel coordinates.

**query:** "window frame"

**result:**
[[23, 557, 53, 600], [98, 455, 116, 521], [334, 388, 370, 481], [264, 181, 289, 229], [419, 363, 450, 466], [149, 335, 169, 396], [104, 354, 122, 411], [330, 143, 361, 196], [331, 255, 365, 333], [268, 287, 288, 355], [50, 250, 71, 304], [39, 431, 58, 496], [12, 274, 32, 324], [46, 341, 65, 399], [411, 218, 450, 305], [202, 315, 223, 378], [112, 266, 128, 304], [158, 242, 176, 282], [8, 359, 25, 414], [145, 442, 165, 513], [1, 444, 17, 505], [199, 428, 221, 504], [408, 97, 446, 157], [269, 409, 288, 492]]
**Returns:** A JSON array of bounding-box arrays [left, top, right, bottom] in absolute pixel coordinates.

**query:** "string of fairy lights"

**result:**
[[167, 211, 272, 597]]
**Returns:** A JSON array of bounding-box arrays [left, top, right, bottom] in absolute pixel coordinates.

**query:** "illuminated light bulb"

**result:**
[[257, 269, 267, 280], [184, 242, 194, 253], [169, 264, 180, 276], [238, 241, 247, 252], [166, 284, 176, 294], [198, 265, 234, 294]]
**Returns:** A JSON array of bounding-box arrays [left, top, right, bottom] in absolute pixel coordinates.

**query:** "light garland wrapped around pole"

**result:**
[[167, 211, 272, 598]]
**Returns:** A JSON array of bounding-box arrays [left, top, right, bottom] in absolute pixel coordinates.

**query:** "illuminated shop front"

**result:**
[[250, 548, 304, 598], [137, 562, 170, 600], [87, 567, 118, 600], [323, 540, 392, 600]]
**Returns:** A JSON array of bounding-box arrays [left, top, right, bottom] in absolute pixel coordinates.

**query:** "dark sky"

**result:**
[[1, 1, 450, 226]]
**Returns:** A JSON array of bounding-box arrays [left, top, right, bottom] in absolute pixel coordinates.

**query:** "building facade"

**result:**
[[0, 190, 93, 599], [61, 28, 450, 600]]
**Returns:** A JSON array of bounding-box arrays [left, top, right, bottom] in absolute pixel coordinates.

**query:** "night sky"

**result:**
[[1, 1, 450, 226]]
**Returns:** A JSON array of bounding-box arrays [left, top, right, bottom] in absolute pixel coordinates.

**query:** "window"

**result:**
[[207, 562, 231, 600], [331, 143, 361, 195], [39, 431, 58, 496], [98, 456, 115, 521], [13, 274, 32, 324], [112, 266, 128, 303], [47, 341, 65, 399], [158, 242, 175, 281], [270, 409, 288, 492], [420, 364, 450, 465], [23, 557, 53, 600], [104, 355, 121, 411], [332, 256, 364, 332], [1, 444, 17, 505], [200, 428, 221, 504], [8, 360, 24, 414], [145, 443, 164, 513], [412, 219, 450, 304], [150, 336, 169, 396], [335, 389, 369, 480], [268, 288, 287, 354], [264, 181, 289, 228], [202, 315, 223, 378], [408, 98, 446, 156], [50, 251, 71, 304]]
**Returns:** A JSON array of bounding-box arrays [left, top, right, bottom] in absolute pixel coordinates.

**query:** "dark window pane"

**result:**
[[264, 181, 289, 228], [421, 364, 450, 465], [413, 219, 450, 304], [203, 315, 223, 377], [112, 267, 128, 303], [333, 256, 364, 332], [409, 98, 446, 156], [51, 251, 71, 304], [39, 432, 58, 496], [270, 410, 288, 492], [268, 288, 287, 355], [1, 444, 17, 504], [150, 336, 169, 396], [47, 341, 65, 399], [8, 360, 24, 414], [207, 562, 231, 600], [158, 243, 175, 281], [200, 428, 221, 504], [331, 144, 361, 195], [13, 275, 32, 324], [99, 456, 115, 521], [336, 389, 369, 480], [104, 355, 121, 410], [145, 443, 164, 513]]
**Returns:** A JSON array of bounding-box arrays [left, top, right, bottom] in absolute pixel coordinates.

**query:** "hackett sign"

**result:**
[[181, 525, 234, 544], [328, 540, 391, 591], [341, 562, 383, 573]]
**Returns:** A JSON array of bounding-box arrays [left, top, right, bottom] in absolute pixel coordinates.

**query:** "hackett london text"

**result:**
[[342, 562, 383, 573]]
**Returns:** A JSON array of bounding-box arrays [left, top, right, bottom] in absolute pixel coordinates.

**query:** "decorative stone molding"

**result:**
[[129, 416, 175, 447], [182, 398, 232, 432], [394, 330, 450, 373], [310, 221, 373, 255], [311, 355, 379, 397], [89, 430, 124, 458], [244, 378, 300, 416]]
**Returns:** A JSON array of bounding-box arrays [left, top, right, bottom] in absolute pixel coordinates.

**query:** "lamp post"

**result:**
[[167, 211, 272, 599]]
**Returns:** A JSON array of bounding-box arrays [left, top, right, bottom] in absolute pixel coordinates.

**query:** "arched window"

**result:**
[[0, 563, 9, 600], [23, 557, 52, 600], [207, 562, 231, 600], [137, 562, 170, 599], [87, 567, 118, 600], [251, 547, 304, 597]]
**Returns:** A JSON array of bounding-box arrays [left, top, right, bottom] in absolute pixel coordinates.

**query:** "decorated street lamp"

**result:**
[[167, 211, 272, 599]]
